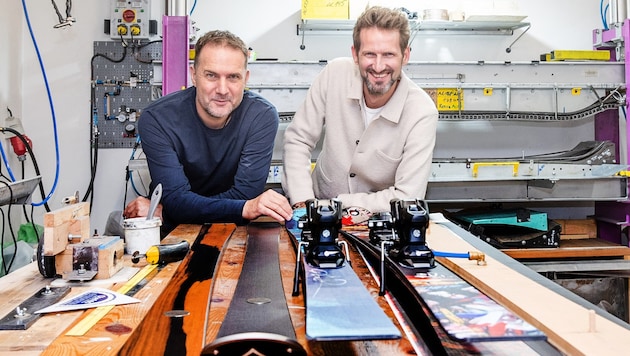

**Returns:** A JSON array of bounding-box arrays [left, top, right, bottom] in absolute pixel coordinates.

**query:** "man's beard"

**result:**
[[363, 72, 398, 96], [202, 96, 233, 119]]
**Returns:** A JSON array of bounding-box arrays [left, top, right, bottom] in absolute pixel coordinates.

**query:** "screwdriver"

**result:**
[[131, 240, 190, 264]]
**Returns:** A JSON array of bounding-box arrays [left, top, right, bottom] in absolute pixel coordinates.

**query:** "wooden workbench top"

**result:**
[[427, 216, 630, 355], [4, 219, 630, 355], [0, 223, 210, 356], [502, 238, 630, 260]]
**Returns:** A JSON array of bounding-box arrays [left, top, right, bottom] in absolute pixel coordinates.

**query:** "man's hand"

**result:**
[[123, 196, 163, 220], [242, 189, 293, 222]]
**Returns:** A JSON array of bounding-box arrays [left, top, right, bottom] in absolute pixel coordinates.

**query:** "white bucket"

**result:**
[[122, 217, 162, 255]]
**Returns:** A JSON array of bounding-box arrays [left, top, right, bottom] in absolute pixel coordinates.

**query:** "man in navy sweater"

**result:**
[[124, 30, 292, 234]]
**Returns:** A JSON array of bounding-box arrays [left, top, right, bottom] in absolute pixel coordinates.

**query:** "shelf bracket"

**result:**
[[506, 24, 531, 53]]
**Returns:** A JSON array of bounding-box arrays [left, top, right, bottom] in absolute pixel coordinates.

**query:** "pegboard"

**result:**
[[92, 40, 162, 148]]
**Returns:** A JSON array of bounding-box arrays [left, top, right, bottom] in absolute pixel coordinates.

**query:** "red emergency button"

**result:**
[[122, 9, 136, 23]]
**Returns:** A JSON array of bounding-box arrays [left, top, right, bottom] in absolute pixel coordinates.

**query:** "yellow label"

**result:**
[[437, 88, 463, 111], [301, 0, 349, 19]]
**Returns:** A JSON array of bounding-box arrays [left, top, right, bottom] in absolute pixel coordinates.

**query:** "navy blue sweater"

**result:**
[[138, 87, 279, 232]]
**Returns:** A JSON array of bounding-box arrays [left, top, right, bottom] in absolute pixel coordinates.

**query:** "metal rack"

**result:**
[[297, 19, 531, 50], [248, 60, 627, 203], [298, 19, 530, 35]]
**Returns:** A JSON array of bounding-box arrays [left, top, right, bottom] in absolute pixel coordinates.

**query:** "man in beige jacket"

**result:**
[[282, 6, 438, 213]]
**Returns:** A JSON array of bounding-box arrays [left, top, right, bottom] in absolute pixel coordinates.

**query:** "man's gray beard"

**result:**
[[364, 76, 396, 96], [203, 104, 231, 119]]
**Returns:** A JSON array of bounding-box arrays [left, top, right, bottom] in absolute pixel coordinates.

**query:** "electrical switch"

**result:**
[[130, 24, 141, 36], [109, 0, 152, 40], [117, 24, 128, 36]]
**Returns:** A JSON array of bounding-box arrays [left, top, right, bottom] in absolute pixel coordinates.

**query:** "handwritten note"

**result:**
[[436, 88, 464, 111], [302, 0, 349, 19]]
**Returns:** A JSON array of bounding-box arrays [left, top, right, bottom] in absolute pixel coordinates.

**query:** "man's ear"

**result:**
[[352, 45, 361, 64], [402, 46, 411, 65], [189, 65, 196, 86]]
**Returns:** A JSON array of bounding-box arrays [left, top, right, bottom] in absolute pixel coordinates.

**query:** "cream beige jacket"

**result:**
[[282, 57, 438, 213]]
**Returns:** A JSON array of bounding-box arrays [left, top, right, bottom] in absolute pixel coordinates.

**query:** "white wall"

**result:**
[[0, 0, 614, 232], [193, 0, 602, 62]]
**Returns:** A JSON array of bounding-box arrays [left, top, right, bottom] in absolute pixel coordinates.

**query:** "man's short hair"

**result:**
[[194, 30, 249, 68], [353, 6, 410, 54]]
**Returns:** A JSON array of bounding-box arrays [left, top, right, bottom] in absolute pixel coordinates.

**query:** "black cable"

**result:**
[[30, 206, 39, 243], [65, 0, 72, 18], [133, 40, 162, 64], [21, 161, 31, 223], [136, 39, 162, 49], [50, 0, 64, 24], [82, 134, 98, 211], [0, 127, 51, 212], [0, 207, 5, 275], [83, 44, 128, 208], [0, 181, 16, 275]]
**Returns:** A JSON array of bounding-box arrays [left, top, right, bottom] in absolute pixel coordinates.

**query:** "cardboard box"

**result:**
[[301, 0, 349, 20]]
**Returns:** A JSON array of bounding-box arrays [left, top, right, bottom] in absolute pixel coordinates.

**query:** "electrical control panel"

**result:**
[[92, 41, 162, 148], [110, 0, 151, 39]]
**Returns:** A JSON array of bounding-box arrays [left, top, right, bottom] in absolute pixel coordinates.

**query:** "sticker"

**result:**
[[35, 288, 140, 314]]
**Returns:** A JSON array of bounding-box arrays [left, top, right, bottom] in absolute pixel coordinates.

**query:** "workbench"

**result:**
[[0, 224, 207, 355], [1, 220, 630, 355]]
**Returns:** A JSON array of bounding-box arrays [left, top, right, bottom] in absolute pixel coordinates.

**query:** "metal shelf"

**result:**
[[298, 19, 530, 36], [0, 176, 41, 206]]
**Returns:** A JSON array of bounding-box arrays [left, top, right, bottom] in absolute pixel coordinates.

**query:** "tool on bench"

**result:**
[[147, 183, 162, 221], [131, 240, 190, 264], [37, 201, 124, 281]]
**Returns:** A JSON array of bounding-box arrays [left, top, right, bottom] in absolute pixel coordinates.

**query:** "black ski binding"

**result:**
[[292, 199, 350, 296], [299, 198, 348, 268], [368, 199, 435, 295]]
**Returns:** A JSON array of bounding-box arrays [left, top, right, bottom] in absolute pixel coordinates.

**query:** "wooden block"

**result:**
[[70, 215, 91, 240], [44, 202, 90, 227], [56, 236, 124, 280], [44, 222, 71, 256], [43, 203, 91, 256], [556, 219, 597, 239], [96, 236, 125, 279]]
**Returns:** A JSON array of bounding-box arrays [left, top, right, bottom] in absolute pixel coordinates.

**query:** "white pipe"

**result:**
[[166, 0, 187, 16], [610, 0, 627, 24]]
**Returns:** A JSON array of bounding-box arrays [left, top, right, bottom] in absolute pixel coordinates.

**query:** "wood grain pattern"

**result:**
[[502, 238, 630, 259], [203, 225, 247, 344], [427, 221, 630, 355], [39, 223, 234, 356], [0, 263, 83, 356], [204, 226, 419, 355], [117, 223, 235, 355]]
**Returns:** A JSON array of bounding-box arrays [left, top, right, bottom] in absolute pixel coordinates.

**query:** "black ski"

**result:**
[[201, 222, 306, 355], [342, 199, 561, 355]]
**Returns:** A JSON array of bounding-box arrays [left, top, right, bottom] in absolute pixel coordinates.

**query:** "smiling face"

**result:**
[[352, 27, 410, 108], [190, 43, 249, 129]]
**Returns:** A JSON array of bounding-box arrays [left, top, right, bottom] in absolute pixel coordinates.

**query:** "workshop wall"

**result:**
[[0, 0, 614, 236]]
